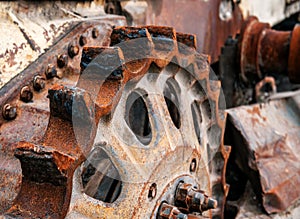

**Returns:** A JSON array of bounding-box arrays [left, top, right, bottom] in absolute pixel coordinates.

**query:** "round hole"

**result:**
[[190, 158, 197, 173], [125, 91, 152, 145], [148, 183, 157, 199], [191, 100, 202, 145], [164, 79, 181, 129], [81, 148, 122, 203]]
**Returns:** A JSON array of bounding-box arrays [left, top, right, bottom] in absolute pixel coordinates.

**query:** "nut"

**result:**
[[79, 35, 87, 46], [158, 203, 188, 219], [57, 54, 68, 68], [33, 76, 45, 91], [68, 43, 79, 58], [2, 104, 17, 120], [20, 86, 33, 102], [45, 64, 57, 79]]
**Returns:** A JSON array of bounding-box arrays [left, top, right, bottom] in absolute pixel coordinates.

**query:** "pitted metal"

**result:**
[[0, 20, 227, 219]]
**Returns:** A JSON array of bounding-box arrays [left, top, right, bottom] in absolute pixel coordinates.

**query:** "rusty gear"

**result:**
[[0, 23, 229, 219]]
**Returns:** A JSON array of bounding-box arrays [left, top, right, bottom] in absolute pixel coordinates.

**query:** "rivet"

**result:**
[[68, 43, 79, 58], [33, 76, 45, 91], [2, 104, 17, 120], [79, 35, 87, 46], [57, 54, 68, 68], [20, 86, 33, 102], [45, 64, 57, 79]]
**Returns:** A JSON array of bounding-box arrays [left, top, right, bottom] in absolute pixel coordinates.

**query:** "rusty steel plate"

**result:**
[[226, 91, 300, 214]]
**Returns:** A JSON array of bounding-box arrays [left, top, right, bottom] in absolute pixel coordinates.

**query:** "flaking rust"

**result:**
[[0, 23, 229, 218], [226, 93, 300, 214]]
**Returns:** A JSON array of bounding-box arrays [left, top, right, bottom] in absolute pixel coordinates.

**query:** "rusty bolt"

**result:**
[[57, 54, 68, 68], [20, 86, 33, 102], [92, 28, 99, 39], [158, 203, 188, 219], [190, 158, 197, 172], [205, 197, 218, 210], [148, 183, 157, 199], [45, 64, 57, 79], [68, 43, 79, 58], [33, 76, 45, 91], [175, 182, 217, 213], [2, 104, 17, 120], [79, 35, 87, 46]]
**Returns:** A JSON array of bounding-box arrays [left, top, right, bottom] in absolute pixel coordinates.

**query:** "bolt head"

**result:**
[[2, 104, 17, 120], [57, 54, 68, 68], [33, 76, 45, 91], [79, 35, 87, 46], [20, 86, 33, 102], [45, 64, 57, 79], [68, 43, 79, 58]]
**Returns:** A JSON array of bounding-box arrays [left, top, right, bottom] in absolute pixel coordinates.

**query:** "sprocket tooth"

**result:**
[[176, 32, 197, 49], [176, 32, 197, 53], [8, 85, 96, 219], [110, 26, 153, 76], [144, 26, 177, 68], [79, 46, 125, 83], [193, 54, 211, 80], [78, 46, 138, 118]]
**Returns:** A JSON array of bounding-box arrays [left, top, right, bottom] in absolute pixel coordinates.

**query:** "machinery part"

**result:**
[[288, 23, 300, 82], [2, 104, 17, 121], [225, 91, 300, 214], [0, 155, 22, 213], [144, 0, 244, 63], [0, 17, 126, 216], [32, 76, 46, 91], [239, 16, 300, 83], [7, 85, 95, 218], [175, 182, 218, 213], [0, 1, 111, 89], [0, 22, 229, 219], [255, 76, 277, 102], [66, 25, 229, 219], [19, 86, 33, 103], [219, 16, 300, 108], [158, 203, 188, 219]]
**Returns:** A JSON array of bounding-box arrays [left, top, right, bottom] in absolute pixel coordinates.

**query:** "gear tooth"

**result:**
[[176, 32, 197, 51], [190, 54, 210, 82], [195, 54, 210, 71], [110, 26, 152, 45], [209, 80, 221, 92], [80, 46, 125, 80], [144, 26, 177, 68], [110, 26, 153, 77]]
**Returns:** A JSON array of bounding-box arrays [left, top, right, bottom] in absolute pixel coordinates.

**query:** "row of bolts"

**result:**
[[2, 28, 100, 121]]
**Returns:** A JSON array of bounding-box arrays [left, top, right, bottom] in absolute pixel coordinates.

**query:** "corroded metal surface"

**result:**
[[226, 92, 300, 214], [0, 16, 126, 217], [239, 16, 300, 83], [0, 21, 228, 219], [67, 26, 228, 219], [144, 0, 244, 63], [0, 1, 108, 88]]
